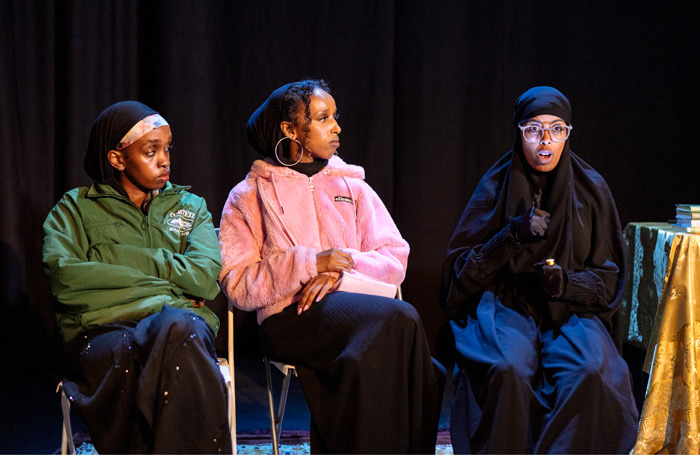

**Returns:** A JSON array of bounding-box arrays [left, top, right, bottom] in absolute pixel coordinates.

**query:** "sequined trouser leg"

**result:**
[[63, 306, 232, 454]]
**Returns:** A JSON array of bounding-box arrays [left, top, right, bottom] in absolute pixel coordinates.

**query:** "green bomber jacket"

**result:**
[[42, 182, 222, 343]]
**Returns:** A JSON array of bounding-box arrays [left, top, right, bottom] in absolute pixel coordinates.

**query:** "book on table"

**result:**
[[676, 204, 700, 213], [677, 212, 700, 221], [675, 204, 700, 230], [676, 218, 700, 227], [671, 224, 700, 234]]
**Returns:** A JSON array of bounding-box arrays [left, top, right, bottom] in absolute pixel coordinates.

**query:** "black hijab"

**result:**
[[83, 101, 158, 192], [508, 86, 575, 271], [246, 83, 328, 176], [442, 87, 624, 340]]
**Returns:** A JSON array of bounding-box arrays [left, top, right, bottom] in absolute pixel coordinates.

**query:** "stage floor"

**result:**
[[1, 356, 453, 454]]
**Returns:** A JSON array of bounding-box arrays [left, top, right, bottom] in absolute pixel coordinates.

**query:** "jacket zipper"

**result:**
[[142, 213, 151, 247], [308, 176, 315, 192]]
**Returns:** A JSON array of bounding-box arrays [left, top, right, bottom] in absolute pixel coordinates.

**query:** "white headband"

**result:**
[[116, 114, 169, 150]]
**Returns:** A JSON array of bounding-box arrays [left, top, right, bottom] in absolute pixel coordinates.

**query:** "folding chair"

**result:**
[[57, 308, 237, 455], [264, 286, 403, 455]]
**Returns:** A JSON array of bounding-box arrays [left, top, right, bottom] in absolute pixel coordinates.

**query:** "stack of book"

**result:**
[[673, 204, 700, 233]]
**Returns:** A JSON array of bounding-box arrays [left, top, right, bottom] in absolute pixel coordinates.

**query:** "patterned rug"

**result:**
[[235, 443, 455, 454], [68, 431, 455, 454], [72, 442, 455, 454]]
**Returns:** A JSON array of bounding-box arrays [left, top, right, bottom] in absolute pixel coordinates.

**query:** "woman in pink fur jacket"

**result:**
[[218, 80, 441, 453]]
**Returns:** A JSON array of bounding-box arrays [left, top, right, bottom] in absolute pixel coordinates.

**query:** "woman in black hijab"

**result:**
[[441, 87, 639, 453], [44, 101, 229, 453]]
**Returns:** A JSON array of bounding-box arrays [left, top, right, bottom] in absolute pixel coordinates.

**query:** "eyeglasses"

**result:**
[[518, 123, 572, 143]]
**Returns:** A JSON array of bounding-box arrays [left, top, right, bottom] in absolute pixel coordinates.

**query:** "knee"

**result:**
[[489, 357, 534, 387], [579, 357, 605, 380], [386, 299, 422, 328], [563, 355, 607, 392], [157, 307, 211, 342]]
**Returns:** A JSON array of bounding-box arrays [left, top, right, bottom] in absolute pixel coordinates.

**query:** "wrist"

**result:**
[[507, 223, 527, 246], [552, 269, 568, 298]]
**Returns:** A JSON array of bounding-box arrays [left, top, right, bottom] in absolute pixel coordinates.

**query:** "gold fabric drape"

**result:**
[[630, 225, 700, 454]]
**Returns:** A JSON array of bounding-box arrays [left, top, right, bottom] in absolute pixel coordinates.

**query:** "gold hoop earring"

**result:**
[[274, 136, 304, 167]]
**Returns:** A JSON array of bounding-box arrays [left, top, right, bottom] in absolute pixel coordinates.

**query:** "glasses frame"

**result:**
[[518, 123, 573, 144]]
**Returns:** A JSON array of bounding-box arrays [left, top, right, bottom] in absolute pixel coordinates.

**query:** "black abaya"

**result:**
[[441, 87, 639, 454]]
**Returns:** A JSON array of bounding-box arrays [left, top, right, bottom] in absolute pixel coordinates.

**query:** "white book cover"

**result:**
[[336, 271, 398, 299]]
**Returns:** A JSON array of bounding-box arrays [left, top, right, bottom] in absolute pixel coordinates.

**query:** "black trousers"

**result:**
[[62, 306, 232, 454], [260, 291, 441, 454]]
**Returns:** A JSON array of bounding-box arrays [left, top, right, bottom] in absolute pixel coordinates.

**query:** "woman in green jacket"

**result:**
[[42, 101, 230, 453]]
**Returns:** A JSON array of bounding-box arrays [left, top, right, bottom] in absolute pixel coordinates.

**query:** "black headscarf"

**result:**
[[83, 101, 158, 190], [246, 83, 328, 176], [508, 86, 574, 271], [246, 84, 291, 159], [441, 86, 625, 341]]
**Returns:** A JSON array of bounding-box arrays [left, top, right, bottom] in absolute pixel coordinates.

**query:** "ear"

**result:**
[[107, 150, 126, 172], [280, 121, 296, 139]]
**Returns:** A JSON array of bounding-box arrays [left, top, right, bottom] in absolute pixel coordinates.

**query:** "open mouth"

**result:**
[[537, 150, 552, 163]]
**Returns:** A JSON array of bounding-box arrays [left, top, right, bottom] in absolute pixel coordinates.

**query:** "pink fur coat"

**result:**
[[218, 155, 409, 324]]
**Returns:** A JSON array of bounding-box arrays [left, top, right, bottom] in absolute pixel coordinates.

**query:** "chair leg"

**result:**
[[265, 357, 297, 455], [224, 377, 235, 455], [57, 382, 76, 455], [227, 310, 237, 455], [276, 371, 292, 448], [264, 357, 280, 455]]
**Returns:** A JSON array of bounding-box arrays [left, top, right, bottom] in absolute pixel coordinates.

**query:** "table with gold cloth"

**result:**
[[621, 222, 700, 454]]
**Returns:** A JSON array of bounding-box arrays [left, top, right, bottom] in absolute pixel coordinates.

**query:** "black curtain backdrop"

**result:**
[[2, 1, 699, 381]]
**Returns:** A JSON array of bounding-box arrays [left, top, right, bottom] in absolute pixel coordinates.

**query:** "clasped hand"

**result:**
[[510, 189, 551, 243], [534, 261, 567, 298], [186, 297, 206, 308], [511, 207, 551, 243], [298, 249, 354, 315]]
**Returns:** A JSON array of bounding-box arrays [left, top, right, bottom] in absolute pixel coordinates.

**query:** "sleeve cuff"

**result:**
[[562, 270, 606, 308], [473, 226, 526, 277]]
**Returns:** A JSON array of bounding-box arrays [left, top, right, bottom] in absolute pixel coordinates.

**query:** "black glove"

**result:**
[[510, 206, 550, 243], [534, 260, 567, 298]]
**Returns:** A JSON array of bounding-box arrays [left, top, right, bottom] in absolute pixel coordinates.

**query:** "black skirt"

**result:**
[[260, 291, 441, 454]]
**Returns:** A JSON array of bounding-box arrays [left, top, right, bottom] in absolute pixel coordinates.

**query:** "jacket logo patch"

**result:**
[[167, 209, 195, 236], [334, 196, 354, 204]]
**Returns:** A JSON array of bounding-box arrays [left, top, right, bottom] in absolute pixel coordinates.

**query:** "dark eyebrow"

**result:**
[[141, 135, 172, 148]]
